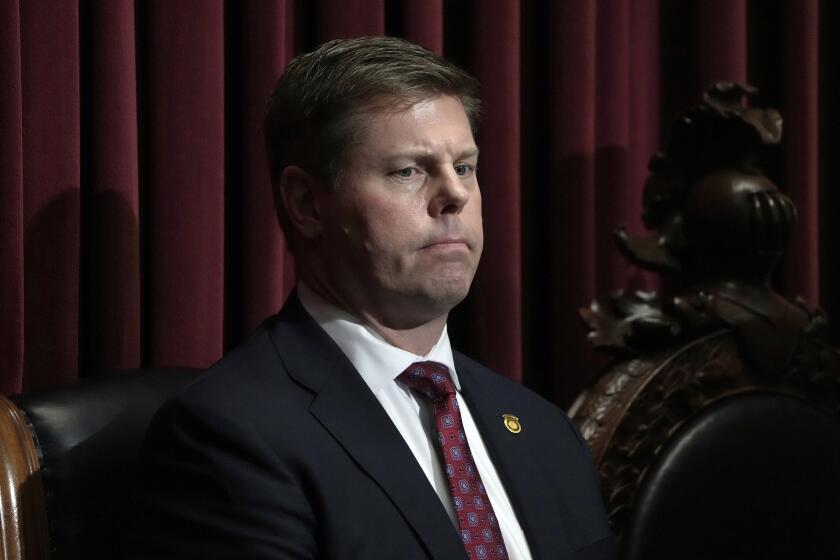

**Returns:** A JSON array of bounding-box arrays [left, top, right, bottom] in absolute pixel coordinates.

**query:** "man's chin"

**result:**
[[420, 279, 472, 314], [374, 283, 471, 329]]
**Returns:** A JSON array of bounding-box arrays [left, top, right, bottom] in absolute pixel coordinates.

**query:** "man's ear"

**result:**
[[274, 166, 324, 240]]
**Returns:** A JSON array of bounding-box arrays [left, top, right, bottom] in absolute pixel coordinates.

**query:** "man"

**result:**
[[128, 36, 613, 559]]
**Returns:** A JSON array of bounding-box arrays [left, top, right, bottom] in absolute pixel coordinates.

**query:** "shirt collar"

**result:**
[[297, 282, 461, 393]]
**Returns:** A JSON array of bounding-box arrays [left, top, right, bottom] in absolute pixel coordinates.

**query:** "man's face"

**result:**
[[313, 95, 483, 328]]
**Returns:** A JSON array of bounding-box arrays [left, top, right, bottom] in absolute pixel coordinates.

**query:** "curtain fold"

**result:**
[[0, 0, 24, 395], [402, 0, 444, 54], [548, 0, 600, 402], [782, 0, 819, 305], [20, 1, 81, 391], [143, 1, 226, 366], [225, 1, 296, 343], [696, 0, 748, 85], [318, 0, 384, 40], [80, 0, 141, 371], [0, 0, 835, 408], [471, 0, 522, 382]]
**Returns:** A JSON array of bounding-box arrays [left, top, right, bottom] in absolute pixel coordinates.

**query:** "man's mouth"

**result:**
[[422, 237, 470, 250]]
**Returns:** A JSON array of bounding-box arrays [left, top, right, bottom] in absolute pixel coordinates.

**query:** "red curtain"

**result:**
[[0, 0, 833, 408]]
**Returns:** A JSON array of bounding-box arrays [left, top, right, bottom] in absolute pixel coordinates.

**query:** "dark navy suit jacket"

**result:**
[[127, 294, 615, 559]]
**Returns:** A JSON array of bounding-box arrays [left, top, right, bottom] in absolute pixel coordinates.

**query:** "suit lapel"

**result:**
[[266, 295, 465, 560], [454, 355, 575, 560]]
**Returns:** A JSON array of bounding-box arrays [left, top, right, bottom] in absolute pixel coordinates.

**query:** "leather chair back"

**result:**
[[623, 391, 840, 560], [0, 369, 197, 559], [571, 330, 840, 559]]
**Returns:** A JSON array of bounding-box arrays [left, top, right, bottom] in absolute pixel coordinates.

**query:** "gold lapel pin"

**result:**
[[502, 414, 521, 434]]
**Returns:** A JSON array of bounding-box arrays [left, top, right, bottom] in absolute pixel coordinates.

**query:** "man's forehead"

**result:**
[[359, 93, 463, 120], [359, 96, 474, 141]]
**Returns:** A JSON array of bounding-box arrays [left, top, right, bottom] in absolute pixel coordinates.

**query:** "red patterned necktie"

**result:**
[[398, 361, 509, 560]]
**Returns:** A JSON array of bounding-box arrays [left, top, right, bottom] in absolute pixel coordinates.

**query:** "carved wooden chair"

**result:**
[[570, 83, 840, 560], [0, 368, 197, 559]]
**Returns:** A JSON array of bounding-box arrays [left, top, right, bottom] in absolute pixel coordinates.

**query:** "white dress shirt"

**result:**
[[298, 284, 533, 560]]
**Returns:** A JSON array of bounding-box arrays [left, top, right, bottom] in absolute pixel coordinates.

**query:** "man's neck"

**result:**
[[298, 279, 447, 356], [354, 311, 447, 356]]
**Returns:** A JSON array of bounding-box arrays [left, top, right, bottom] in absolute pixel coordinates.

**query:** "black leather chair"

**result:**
[[571, 330, 840, 560], [0, 368, 198, 559], [623, 389, 840, 560]]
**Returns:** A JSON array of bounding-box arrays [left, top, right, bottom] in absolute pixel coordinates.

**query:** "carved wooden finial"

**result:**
[[616, 81, 791, 281], [581, 82, 836, 381]]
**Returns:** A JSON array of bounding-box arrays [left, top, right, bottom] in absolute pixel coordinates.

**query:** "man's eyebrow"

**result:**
[[382, 146, 480, 163]]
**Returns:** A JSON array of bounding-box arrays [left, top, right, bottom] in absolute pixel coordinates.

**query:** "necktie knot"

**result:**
[[398, 361, 456, 402]]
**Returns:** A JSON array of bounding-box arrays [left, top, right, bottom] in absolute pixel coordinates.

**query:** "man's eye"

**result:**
[[454, 163, 474, 176], [393, 168, 416, 178]]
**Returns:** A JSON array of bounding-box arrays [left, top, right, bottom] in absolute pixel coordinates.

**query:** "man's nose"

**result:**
[[430, 167, 471, 216]]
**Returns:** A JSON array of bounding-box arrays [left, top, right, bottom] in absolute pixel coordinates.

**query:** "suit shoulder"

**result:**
[[183, 328, 276, 394], [167, 323, 310, 427]]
